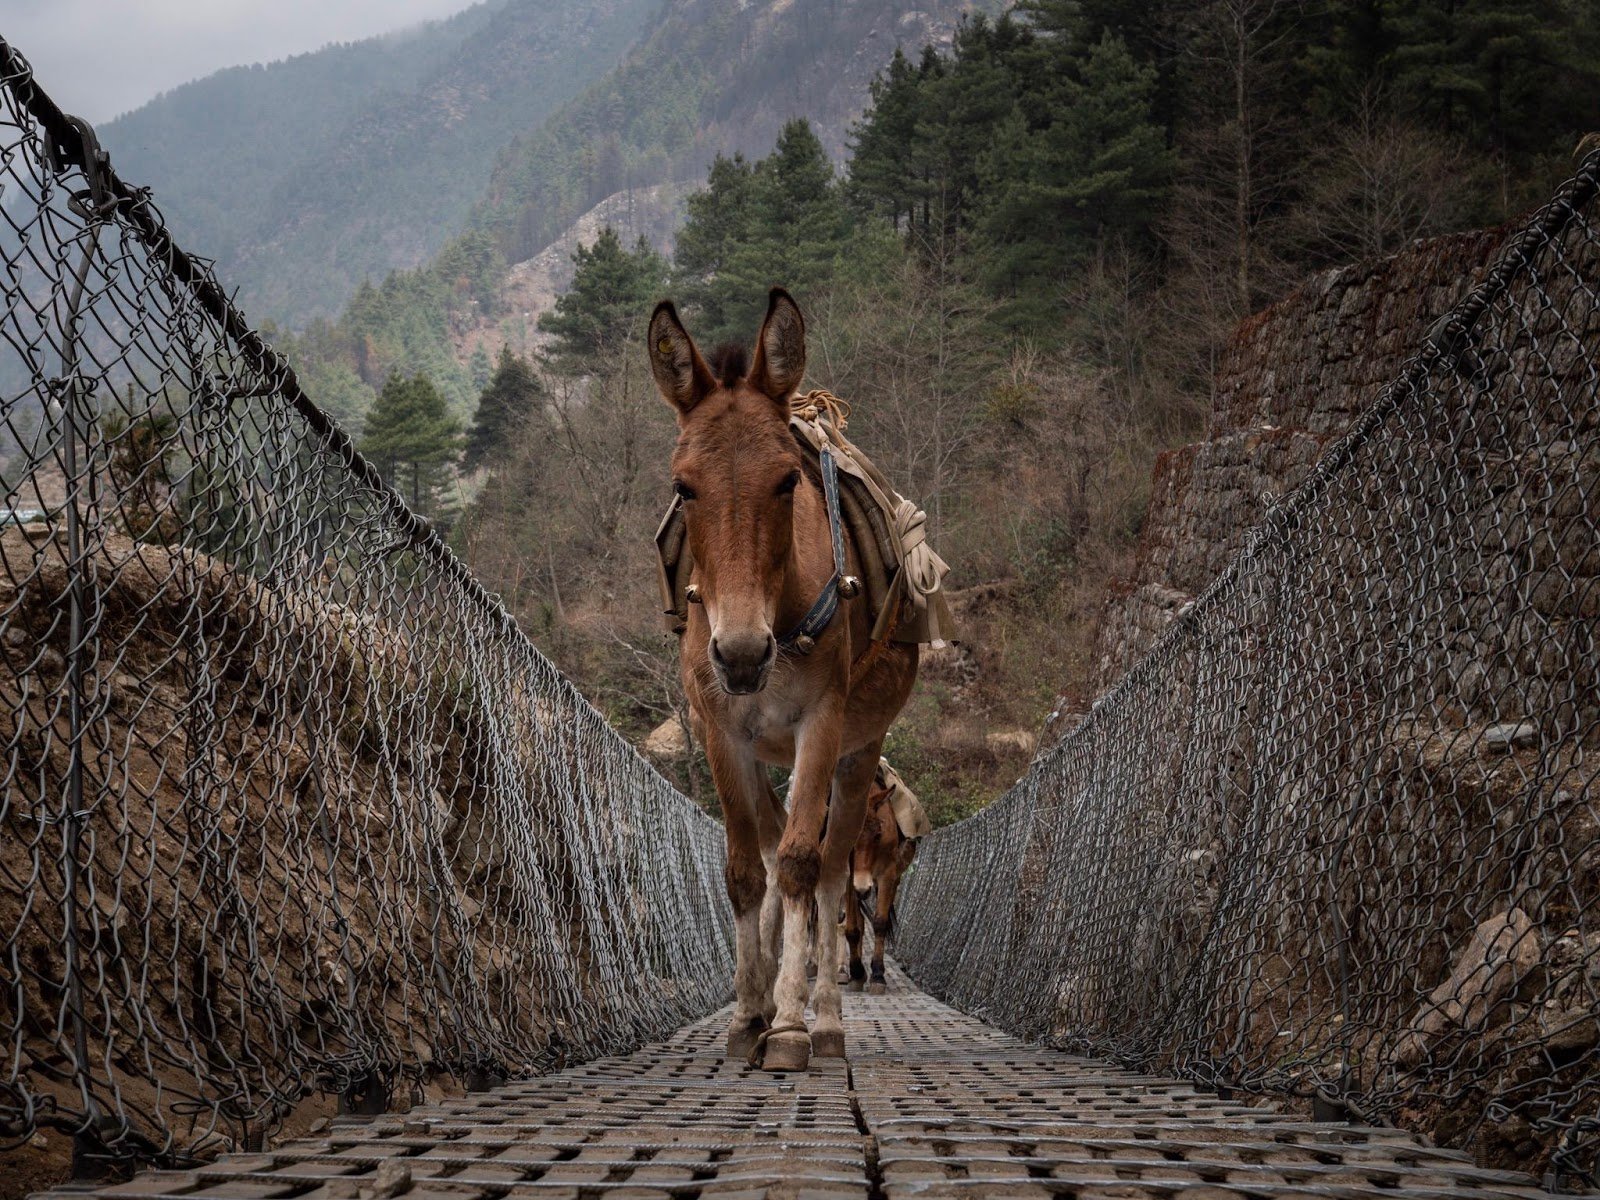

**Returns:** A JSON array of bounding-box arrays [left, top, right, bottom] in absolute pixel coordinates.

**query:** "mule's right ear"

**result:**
[[748, 287, 806, 403], [648, 301, 716, 416]]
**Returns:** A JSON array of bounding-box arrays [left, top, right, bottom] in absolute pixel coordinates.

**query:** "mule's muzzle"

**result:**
[[710, 631, 776, 694]]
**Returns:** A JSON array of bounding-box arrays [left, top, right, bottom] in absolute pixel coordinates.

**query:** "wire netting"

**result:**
[[6, 18, 1600, 1189], [0, 41, 732, 1171], [898, 149, 1600, 1182]]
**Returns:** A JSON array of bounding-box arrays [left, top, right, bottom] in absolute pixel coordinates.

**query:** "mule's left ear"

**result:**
[[649, 300, 717, 416], [748, 287, 805, 403]]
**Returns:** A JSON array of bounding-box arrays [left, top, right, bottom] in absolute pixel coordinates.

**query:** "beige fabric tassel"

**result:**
[[890, 498, 954, 646]]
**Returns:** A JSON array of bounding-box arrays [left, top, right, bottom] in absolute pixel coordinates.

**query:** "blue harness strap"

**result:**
[[776, 443, 846, 654]]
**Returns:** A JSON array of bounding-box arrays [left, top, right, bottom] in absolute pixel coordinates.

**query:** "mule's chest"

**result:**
[[695, 672, 818, 764], [743, 688, 812, 760]]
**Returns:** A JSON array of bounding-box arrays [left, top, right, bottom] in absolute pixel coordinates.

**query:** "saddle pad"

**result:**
[[878, 758, 931, 840]]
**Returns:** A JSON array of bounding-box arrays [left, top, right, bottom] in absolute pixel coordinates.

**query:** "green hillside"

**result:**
[[301, 0, 980, 416], [449, 0, 1600, 817], [105, 0, 659, 326], [473, 0, 982, 264]]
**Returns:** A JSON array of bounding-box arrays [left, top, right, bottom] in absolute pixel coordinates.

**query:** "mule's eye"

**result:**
[[673, 479, 697, 501], [775, 470, 801, 497]]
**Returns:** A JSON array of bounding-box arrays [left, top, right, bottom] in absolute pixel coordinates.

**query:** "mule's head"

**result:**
[[649, 288, 808, 695]]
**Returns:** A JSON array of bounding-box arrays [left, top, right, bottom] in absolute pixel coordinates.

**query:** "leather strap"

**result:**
[[776, 444, 846, 653]]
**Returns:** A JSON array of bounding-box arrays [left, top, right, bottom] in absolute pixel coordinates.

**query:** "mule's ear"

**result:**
[[748, 287, 805, 403], [648, 300, 716, 415]]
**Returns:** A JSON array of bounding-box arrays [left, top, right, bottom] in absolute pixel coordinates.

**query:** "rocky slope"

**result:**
[[1080, 227, 1509, 712], [453, 181, 693, 364]]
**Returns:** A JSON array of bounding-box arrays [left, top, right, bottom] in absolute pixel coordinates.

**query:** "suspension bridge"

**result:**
[[1, 36, 1597, 1199]]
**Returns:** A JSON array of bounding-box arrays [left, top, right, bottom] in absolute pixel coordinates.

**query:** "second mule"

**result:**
[[843, 762, 921, 994]]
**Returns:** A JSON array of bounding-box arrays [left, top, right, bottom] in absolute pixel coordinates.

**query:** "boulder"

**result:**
[[1482, 720, 1538, 752], [1394, 908, 1539, 1069], [642, 717, 689, 760]]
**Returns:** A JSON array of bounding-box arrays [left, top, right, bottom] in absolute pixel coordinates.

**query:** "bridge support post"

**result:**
[[71, 1130, 111, 1183], [339, 1072, 392, 1117], [70, 1113, 131, 1185], [1312, 1093, 1352, 1123], [53, 130, 118, 1187], [464, 1067, 506, 1094]]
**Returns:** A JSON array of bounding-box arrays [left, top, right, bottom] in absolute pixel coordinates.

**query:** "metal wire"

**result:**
[[899, 148, 1600, 1182], [5, 21, 1599, 1187], [0, 41, 732, 1172]]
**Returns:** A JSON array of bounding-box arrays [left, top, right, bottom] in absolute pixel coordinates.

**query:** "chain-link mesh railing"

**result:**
[[899, 149, 1600, 1182], [0, 42, 732, 1174]]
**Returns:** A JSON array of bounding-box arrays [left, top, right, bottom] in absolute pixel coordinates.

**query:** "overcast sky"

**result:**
[[3, 0, 479, 123]]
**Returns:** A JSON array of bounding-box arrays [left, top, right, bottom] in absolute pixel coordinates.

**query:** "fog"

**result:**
[[1, 0, 480, 122]]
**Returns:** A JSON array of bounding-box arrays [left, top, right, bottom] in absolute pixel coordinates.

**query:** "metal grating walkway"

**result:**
[[44, 968, 1568, 1200]]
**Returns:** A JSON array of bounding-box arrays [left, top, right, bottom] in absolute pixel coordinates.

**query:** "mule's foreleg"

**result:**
[[809, 865, 849, 1057], [869, 855, 904, 993], [808, 748, 877, 1055], [756, 783, 785, 1022], [842, 871, 866, 991], [762, 707, 844, 1073], [707, 739, 774, 1058]]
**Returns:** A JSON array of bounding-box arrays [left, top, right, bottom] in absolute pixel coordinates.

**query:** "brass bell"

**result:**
[[685, 583, 703, 604], [838, 575, 862, 599], [793, 634, 816, 655]]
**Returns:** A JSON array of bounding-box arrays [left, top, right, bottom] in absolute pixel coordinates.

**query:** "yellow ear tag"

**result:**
[[657, 336, 673, 356]]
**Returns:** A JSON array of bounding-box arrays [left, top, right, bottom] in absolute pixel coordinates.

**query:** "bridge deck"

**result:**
[[53, 969, 1561, 1200]]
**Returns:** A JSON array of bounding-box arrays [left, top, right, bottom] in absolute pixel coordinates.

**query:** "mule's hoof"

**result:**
[[812, 1028, 846, 1058], [868, 980, 887, 995], [847, 979, 864, 993], [758, 1029, 811, 1073], [725, 1015, 768, 1059]]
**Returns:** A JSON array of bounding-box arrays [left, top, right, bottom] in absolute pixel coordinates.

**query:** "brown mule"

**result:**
[[843, 771, 918, 994], [648, 288, 918, 1071]]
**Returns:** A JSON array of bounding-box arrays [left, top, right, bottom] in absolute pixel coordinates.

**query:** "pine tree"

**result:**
[[359, 371, 462, 516], [975, 31, 1171, 332], [846, 49, 931, 230], [675, 119, 852, 342], [1382, 0, 1596, 186], [466, 347, 544, 468], [318, 362, 377, 435], [1298, 0, 1390, 125], [909, 16, 1036, 245], [1016, 0, 1183, 132], [1045, 31, 1171, 244], [1290, 0, 1599, 217], [539, 227, 667, 364], [673, 153, 758, 338], [469, 343, 493, 394], [724, 119, 851, 309]]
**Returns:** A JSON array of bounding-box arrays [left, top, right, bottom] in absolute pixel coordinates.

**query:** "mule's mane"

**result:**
[[709, 343, 749, 387]]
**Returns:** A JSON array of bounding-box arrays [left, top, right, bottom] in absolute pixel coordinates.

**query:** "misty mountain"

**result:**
[[294, 0, 985, 416], [103, 0, 660, 327]]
